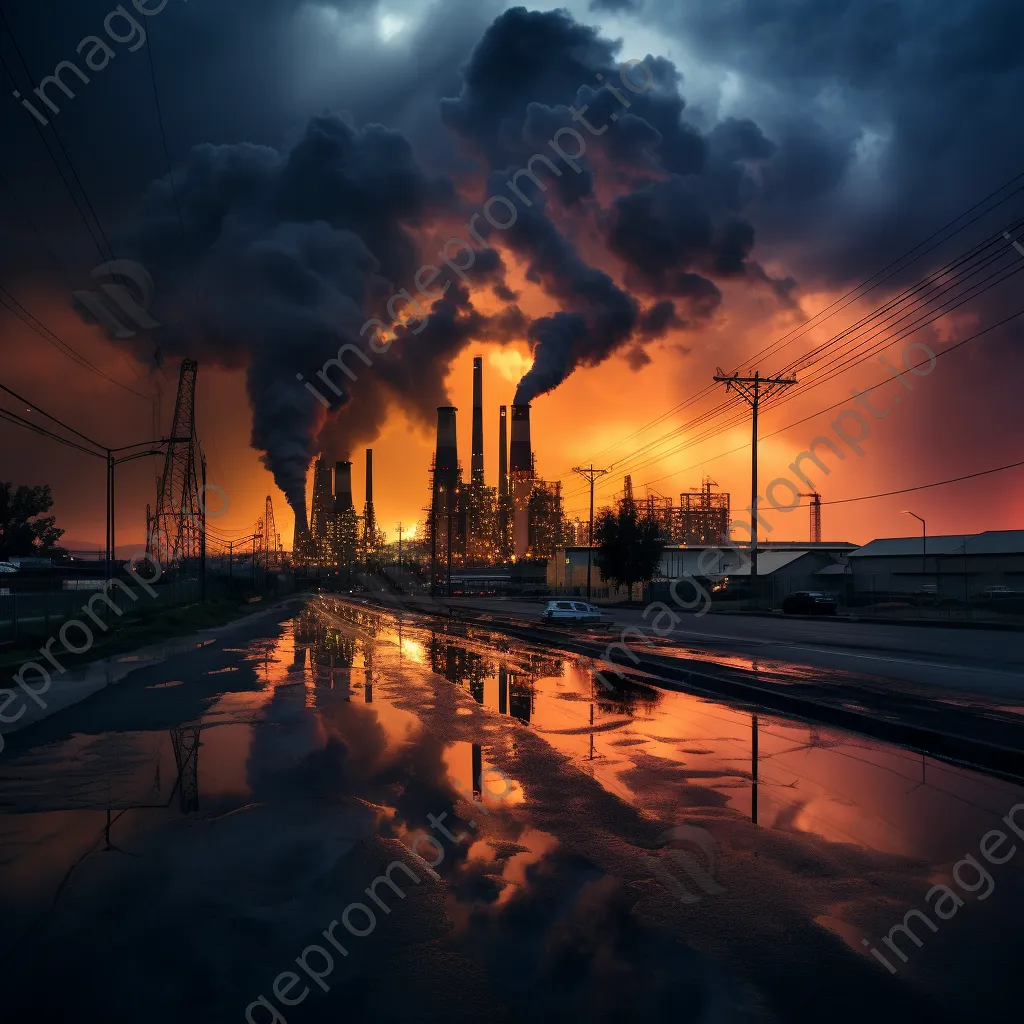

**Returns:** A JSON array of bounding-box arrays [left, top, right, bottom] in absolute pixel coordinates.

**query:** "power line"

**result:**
[[0, 380, 104, 451], [0, 285, 151, 400], [561, 300, 1024, 519], [0, 13, 149, 388], [818, 460, 1024, 506], [563, 244, 1024, 505], [560, 170, 1024, 497], [0, 406, 104, 458]]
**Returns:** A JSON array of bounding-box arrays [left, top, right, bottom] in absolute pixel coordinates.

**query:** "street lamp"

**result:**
[[902, 510, 927, 587]]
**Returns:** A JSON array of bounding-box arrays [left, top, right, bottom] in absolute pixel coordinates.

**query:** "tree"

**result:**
[[594, 495, 665, 601], [0, 483, 65, 560]]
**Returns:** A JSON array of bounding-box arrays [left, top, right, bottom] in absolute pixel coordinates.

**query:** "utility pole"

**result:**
[[573, 465, 609, 601], [228, 540, 233, 597], [713, 369, 797, 604], [200, 453, 207, 602], [395, 522, 403, 573]]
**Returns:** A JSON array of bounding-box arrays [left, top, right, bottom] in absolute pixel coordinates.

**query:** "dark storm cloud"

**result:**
[[124, 114, 456, 519], [439, 7, 782, 402], [640, 0, 1024, 284]]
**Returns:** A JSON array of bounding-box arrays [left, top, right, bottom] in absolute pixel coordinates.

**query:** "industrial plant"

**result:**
[[424, 356, 566, 585]]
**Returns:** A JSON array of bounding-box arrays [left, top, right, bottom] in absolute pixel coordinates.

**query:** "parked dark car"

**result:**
[[781, 591, 838, 615]]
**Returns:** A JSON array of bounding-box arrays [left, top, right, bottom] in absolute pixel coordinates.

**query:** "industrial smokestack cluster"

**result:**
[[427, 360, 542, 570]]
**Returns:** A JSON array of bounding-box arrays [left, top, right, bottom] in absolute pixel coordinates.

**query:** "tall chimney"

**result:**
[[509, 404, 533, 559], [498, 405, 508, 498], [471, 357, 484, 486], [334, 460, 353, 511], [509, 403, 533, 476], [365, 448, 373, 504], [434, 406, 459, 508]]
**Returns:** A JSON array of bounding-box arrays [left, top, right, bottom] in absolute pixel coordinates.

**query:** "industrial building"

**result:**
[[295, 449, 378, 572], [845, 530, 1024, 604], [423, 355, 566, 589], [549, 541, 855, 599]]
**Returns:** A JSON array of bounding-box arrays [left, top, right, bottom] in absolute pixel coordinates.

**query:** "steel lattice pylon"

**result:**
[[169, 724, 201, 813], [151, 359, 202, 568], [263, 494, 278, 572]]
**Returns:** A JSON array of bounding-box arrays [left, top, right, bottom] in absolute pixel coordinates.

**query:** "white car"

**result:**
[[542, 599, 602, 623]]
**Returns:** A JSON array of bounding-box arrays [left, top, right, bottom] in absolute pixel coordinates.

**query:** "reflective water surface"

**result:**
[[0, 596, 1021, 1023]]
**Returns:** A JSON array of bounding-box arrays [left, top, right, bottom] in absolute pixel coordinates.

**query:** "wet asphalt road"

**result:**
[[1, 595, 1023, 1023], [443, 596, 1024, 696]]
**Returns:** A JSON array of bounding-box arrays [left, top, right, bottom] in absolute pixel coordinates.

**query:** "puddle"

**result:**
[[2, 596, 1022, 1022]]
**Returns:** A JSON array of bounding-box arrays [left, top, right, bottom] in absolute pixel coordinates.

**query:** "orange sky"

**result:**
[[2, 267, 1021, 554]]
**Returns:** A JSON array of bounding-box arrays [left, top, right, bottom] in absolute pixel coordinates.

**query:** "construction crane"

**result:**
[[798, 492, 822, 543]]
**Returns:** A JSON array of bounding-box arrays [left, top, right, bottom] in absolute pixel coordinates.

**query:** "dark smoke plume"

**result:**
[[126, 114, 456, 519], [440, 7, 782, 404]]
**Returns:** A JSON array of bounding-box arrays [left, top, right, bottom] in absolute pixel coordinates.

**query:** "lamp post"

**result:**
[[902, 510, 927, 592]]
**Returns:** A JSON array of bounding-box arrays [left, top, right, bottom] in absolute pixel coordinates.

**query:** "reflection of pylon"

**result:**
[[169, 724, 201, 813], [152, 359, 202, 567]]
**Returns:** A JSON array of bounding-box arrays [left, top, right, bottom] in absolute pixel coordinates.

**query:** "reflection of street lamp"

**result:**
[[902, 510, 927, 587]]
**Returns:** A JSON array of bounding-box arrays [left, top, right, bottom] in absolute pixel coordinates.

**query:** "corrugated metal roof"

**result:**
[[965, 531, 1024, 555], [850, 531, 1024, 557], [711, 550, 809, 577], [849, 535, 967, 558], [816, 563, 850, 575]]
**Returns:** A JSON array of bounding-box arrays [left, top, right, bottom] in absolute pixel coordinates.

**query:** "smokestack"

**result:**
[[471, 356, 484, 486], [509, 403, 533, 476], [365, 448, 373, 504], [498, 405, 508, 498], [334, 460, 353, 511], [434, 405, 458, 479]]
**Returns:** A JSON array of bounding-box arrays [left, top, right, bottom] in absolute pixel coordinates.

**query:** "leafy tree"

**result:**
[[0, 483, 65, 560], [594, 494, 665, 601]]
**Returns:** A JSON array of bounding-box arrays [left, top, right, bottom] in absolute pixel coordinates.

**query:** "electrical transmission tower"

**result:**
[[264, 495, 278, 572], [713, 369, 797, 593], [151, 359, 202, 569]]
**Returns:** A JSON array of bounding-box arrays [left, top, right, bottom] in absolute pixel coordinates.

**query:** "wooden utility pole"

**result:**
[[395, 522, 404, 573], [713, 369, 797, 602], [573, 465, 609, 601]]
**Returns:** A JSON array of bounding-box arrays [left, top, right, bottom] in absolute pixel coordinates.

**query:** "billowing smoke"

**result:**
[[439, 7, 784, 404], [119, 6, 792, 512], [126, 115, 461, 519]]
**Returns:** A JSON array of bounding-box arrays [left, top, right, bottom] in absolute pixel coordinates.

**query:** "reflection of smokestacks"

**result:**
[[434, 406, 459, 501], [498, 405, 508, 498], [334, 460, 353, 511], [471, 356, 484, 486], [363, 448, 376, 558], [509, 403, 533, 559]]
